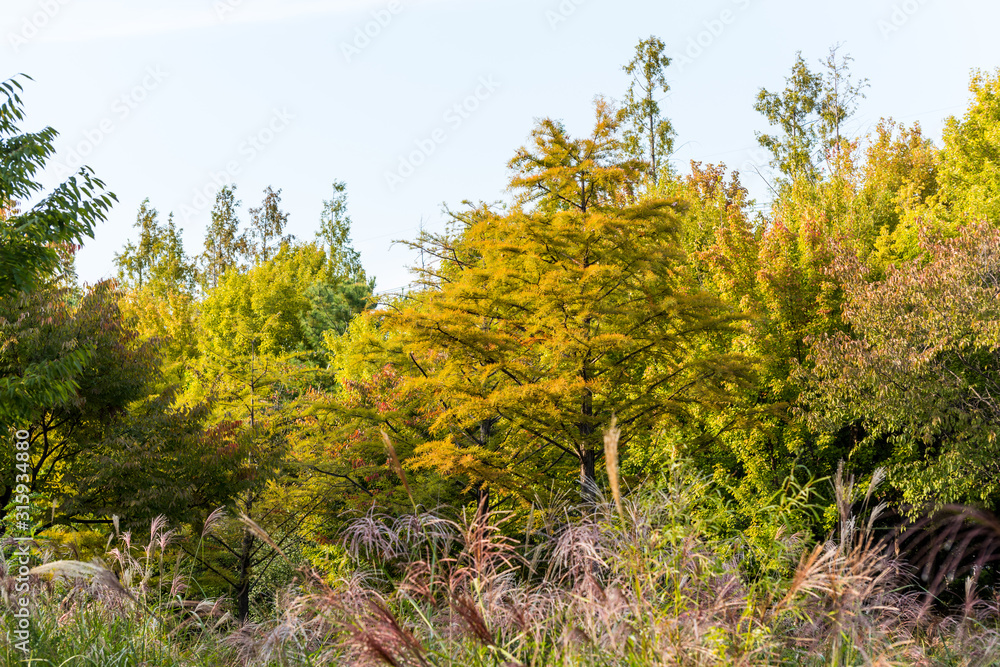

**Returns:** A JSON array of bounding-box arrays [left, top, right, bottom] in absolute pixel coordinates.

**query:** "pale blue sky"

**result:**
[[4, 0, 997, 293]]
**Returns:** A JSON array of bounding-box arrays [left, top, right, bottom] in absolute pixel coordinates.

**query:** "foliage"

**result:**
[[0, 281, 240, 529], [755, 52, 825, 183], [317, 180, 369, 285], [393, 101, 750, 502], [17, 50, 1000, 662], [7, 465, 1000, 666], [0, 75, 116, 298], [619, 35, 675, 185], [858, 119, 940, 267], [754, 48, 866, 185], [115, 199, 196, 295], [248, 186, 291, 263], [200, 184, 250, 292], [57, 389, 252, 529], [199, 241, 369, 360], [802, 223, 1000, 512], [937, 68, 1000, 225]]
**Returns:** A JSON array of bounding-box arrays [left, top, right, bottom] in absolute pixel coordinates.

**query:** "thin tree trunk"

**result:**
[[578, 388, 597, 502], [236, 493, 254, 623], [579, 446, 596, 502]]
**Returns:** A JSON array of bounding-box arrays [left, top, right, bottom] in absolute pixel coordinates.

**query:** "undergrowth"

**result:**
[[3, 458, 1000, 666]]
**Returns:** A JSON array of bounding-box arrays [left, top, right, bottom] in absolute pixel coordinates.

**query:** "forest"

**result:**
[[5, 38, 1000, 665]]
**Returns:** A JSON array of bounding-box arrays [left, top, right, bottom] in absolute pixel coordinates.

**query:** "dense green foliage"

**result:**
[[7, 46, 1000, 664]]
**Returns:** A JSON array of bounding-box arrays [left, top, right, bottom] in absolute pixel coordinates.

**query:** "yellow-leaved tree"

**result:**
[[393, 100, 749, 501]]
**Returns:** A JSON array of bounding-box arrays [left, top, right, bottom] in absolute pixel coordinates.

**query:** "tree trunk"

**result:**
[[578, 388, 597, 502], [236, 490, 255, 623], [579, 447, 597, 502], [236, 525, 254, 623]]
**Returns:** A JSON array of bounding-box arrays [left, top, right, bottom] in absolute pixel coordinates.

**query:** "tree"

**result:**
[[1, 289, 90, 433], [755, 52, 825, 184], [112, 201, 198, 384], [394, 101, 748, 499], [755, 49, 867, 185], [667, 154, 862, 512], [200, 184, 249, 291], [0, 282, 156, 525], [55, 387, 252, 530], [115, 199, 160, 289], [195, 349, 296, 623], [0, 75, 116, 297], [318, 181, 368, 284], [937, 68, 1000, 224], [189, 293, 331, 621], [248, 186, 290, 264], [152, 213, 196, 294], [114, 200, 195, 296], [200, 241, 369, 362], [619, 36, 675, 186], [306, 181, 376, 350], [860, 119, 939, 267], [817, 45, 868, 168], [293, 308, 454, 525], [801, 223, 1000, 512]]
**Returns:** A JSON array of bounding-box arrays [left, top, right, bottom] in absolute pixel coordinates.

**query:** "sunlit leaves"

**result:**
[[395, 105, 749, 499], [802, 223, 1000, 509], [0, 75, 116, 297]]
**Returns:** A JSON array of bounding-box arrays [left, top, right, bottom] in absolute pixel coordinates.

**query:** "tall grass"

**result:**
[[223, 461, 1000, 666], [0, 513, 236, 666], [5, 459, 1000, 665]]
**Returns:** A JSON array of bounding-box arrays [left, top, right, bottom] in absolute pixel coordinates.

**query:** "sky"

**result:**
[[3, 0, 998, 294]]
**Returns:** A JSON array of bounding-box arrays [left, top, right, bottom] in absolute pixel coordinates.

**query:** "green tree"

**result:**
[[817, 45, 868, 168], [0, 282, 160, 525], [755, 49, 867, 185], [248, 186, 290, 264], [114, 200, 195, 296], [200, 184, 249, 291], [200, 241, 368, 361], [192, 348, 298, 623], [305, 181, 375, 350], [0, 75, 116, 297], [937, 68, 1000, 224], [54, 387, 252, 530], [112, 201, 198, 384], [801, 223, 1000, 512], [619, 36, 675, 186], [114, 199, 160, 289], [188, 300, 329, 621], [152, 213, 196, 294], [318, 180, 367, 284], [670, 157, 853, 511], [0, 290, 90, 431], [755, 52, 825, 183], [860, 119, 940, 266]]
